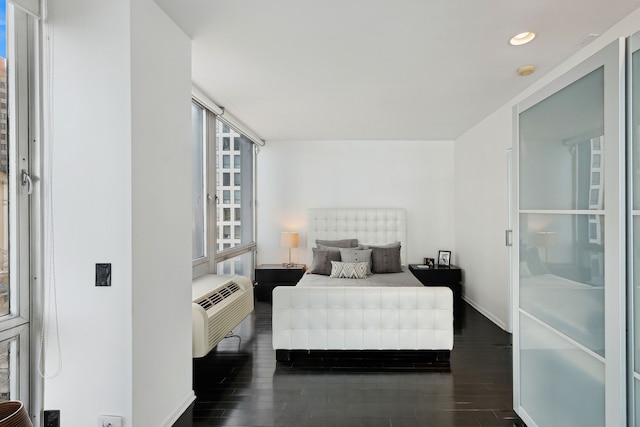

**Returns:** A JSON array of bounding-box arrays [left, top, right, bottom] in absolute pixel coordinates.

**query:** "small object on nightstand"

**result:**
[[437, 250, 451, 267], [423, 258, 435, 268]]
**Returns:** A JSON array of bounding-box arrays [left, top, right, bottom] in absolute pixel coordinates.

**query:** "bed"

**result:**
[[271, 208, 454, 362]]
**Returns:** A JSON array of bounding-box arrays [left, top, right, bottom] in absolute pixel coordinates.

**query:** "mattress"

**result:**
[[296, 269, 423, 288]]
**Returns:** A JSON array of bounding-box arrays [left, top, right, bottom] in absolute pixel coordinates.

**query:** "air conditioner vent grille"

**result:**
[[192, 275, 253, 358], [195, 282, 241, 311]]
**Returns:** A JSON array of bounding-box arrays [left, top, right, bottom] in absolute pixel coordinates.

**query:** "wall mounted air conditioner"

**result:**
[[192, 274, 254, 358]]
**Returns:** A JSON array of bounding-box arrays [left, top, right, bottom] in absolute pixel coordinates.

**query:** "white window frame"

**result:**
[[0, 2, 41, 419], [192, 100, 257, 279]]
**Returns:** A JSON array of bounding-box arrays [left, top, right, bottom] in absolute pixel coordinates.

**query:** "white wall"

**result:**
[[454, 6, 640, 331], [43, 0, 134, 423], [43, 0, 193, 425], [257, 140, 455, 266], [454, 107, 513, 330], [130, 0, 194, 425]]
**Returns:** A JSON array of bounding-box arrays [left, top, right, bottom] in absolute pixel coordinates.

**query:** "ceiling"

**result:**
[[154, 0, 640, 141]]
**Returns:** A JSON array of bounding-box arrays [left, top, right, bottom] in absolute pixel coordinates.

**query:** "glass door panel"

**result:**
[[519, 314, 605, 426], [520, 213, 604, 355], [516, 39, 624, 427], [519, 67, 604, 211], [629, 31, 640, 426]]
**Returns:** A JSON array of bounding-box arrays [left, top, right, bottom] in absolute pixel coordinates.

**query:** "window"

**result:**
[[0, 2, 39, 412], [213, 120, 255, 275], [216, 121, 254, 254], [191, 102, 257, 279]]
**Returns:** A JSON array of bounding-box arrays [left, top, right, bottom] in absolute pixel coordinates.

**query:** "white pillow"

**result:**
[[329, 261, 368, 279]]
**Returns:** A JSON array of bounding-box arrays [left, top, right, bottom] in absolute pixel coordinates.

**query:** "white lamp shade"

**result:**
[[280, 232, 299, 248]]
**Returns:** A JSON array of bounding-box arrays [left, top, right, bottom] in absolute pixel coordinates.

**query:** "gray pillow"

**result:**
[[339, 248, 373, 275], [361, 241, 401, 249], [318, 244, 363, 251], [316, 238, 358, 248], [371, 246, 402, 273], [307, 248, 341, 276]]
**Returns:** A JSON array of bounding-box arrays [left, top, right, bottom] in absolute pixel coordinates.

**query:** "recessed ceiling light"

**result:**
[[510, 32, 536, 46], [518, 65, 536, 76]]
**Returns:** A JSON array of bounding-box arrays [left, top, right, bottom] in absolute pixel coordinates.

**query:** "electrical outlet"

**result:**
[[44, 409, 60, 427], [99, 415, 123, 427], [96, 263, 112, 287]]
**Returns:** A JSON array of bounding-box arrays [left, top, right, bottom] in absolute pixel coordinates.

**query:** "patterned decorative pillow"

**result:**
[[329, 261, 368, 279], [339, 248, 372, 274], [371, 246, 402, 273], [307, 248, 341, 276]]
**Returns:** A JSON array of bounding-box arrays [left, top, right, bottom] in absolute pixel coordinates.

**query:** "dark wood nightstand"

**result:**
[[409, 264, 462, 305], [254, 264, 306, 302]]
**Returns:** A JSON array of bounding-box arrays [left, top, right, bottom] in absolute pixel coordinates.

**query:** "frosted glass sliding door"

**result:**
[[515, 40, 625, 427], [629, 32, 640, 426]]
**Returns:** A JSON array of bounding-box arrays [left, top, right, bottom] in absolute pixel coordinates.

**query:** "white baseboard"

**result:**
[[462, 295, 508, 332], [162, 390, 196, 427]]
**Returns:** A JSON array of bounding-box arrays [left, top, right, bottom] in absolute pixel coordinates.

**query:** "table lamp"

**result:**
[[280, 231, 299, 268]]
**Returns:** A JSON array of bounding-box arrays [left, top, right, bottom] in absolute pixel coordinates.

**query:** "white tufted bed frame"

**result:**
[[272, 208, 454, 362]]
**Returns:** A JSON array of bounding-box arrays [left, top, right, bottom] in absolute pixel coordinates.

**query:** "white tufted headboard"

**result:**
[[307, 208, 407, 265]]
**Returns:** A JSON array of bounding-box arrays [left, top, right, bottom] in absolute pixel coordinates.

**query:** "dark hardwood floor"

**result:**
[[174, 298, 525, 427]]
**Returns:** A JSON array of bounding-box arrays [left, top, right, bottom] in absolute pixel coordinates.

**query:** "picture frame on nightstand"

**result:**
[[438, 250, 451, 267], [423, 258, 435, 268]]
